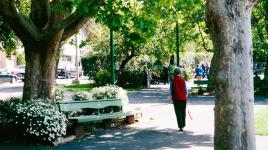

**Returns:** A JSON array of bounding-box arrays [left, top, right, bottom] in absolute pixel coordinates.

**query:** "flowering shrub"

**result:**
[[72, 92, 91, 101], [0, 98, 67, 143], [23, 100, 67, 142], [91, 85, 128, 101], [55, 87, 64, 102], [0, 97, 23, 126]]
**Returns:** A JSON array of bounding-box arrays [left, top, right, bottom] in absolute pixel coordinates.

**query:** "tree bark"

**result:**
[[206, 0, 256, 149], [23, 38, 60, 101]]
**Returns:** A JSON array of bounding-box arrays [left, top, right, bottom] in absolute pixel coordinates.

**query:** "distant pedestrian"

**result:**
[[170, 67, 188, 131], [162, 64, 169, 84], [201, 63, 206, 78], [195, 65, 203, 80]]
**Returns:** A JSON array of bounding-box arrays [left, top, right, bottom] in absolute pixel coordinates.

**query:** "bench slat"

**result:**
[[193, 80, 210, 85], [69, 111, 135, 123], [59, 99, 128, 112]]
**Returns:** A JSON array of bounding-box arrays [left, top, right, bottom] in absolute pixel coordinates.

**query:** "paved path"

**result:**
[[1, 84, 268, 150], [57, 84, 268, 150]]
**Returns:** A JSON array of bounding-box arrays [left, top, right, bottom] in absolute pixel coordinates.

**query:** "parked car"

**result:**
[[0, 68, 13, 75], [56, 69, 68, 78], [56, 67, 82, 79]]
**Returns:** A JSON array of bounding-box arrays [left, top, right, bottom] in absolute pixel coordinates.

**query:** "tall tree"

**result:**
[[0, 0, 102, 101], [206, 0, 257, 149]]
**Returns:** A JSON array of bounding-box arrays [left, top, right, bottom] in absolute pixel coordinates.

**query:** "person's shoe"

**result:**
[[179, 128, 183, 132]]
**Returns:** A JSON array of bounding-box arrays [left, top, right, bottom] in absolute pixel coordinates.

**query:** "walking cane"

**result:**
[[187, 109, 193, 120]]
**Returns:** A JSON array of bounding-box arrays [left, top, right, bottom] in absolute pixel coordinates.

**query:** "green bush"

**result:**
[[72, 92, 91, 101], [0, 98, 67, 143], [93, 70, 111, 86], [91, 85, 128, 101], [81, 54, 110, 78], [117, 70, 146, 88]]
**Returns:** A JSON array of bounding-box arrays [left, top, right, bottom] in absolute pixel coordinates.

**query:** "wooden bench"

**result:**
[[58, 99, 141, 127], [0, 74, 17, 83]]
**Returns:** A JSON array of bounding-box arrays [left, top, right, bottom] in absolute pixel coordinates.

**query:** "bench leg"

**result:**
[[69, 121, 85, 138], [126, 115, 135, 124], [74, 125, 85, 137]]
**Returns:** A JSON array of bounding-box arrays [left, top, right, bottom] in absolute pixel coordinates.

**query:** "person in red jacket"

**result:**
[[170, 67, 188, 131]]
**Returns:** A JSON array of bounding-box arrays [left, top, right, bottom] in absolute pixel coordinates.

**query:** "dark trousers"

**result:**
[[173, 100, 186, 129]]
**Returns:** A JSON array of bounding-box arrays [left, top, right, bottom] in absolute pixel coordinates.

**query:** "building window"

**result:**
[[62, 55, 71, 61]]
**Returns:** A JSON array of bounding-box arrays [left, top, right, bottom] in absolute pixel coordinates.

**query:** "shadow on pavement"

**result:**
[[56, 128, 213, 150], [0, 128, 213, 150]]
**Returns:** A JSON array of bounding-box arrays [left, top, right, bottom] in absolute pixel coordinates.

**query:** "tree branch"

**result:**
[[196, 22, 209, 51], [51, 0, 94, 33], [46, 0, 96, 41], [61, 16, 90, 41], [0, 0, 41, 42]]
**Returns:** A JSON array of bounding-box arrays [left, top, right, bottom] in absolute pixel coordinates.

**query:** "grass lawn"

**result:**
[[63, 83, 143, 92], [255, 107, 268, 136], [64, 83, 95, 91]]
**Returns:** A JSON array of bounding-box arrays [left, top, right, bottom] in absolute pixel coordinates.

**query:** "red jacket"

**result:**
[[172, 75, 187, 101]]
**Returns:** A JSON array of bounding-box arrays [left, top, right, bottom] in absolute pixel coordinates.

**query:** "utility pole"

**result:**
[[72, 34, 80, 84]]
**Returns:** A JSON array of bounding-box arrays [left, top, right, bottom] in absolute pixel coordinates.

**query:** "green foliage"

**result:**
[[252, 0, 268, 61], [0, 98, 67, 143], [0, 0, 31, 57], [117, 69, 145, 88], [93, 70, 111, 86], [91, 85, 128, 101], [253, 49, 268, 62], [81, 53, 110, 77], [72, 92, 91, 101], [0, 17, 16, 57]]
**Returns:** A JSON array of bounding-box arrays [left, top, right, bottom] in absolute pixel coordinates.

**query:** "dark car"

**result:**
[[57, 69, 68, 78]]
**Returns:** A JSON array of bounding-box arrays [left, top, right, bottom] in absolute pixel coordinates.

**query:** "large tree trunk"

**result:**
[[23, 41, 59, 101], [206, 0, 256, 149]]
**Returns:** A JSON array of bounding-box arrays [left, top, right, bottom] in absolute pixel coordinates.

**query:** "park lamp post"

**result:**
[[110, 28, 116, 85], [176, 21, 180, 67]]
